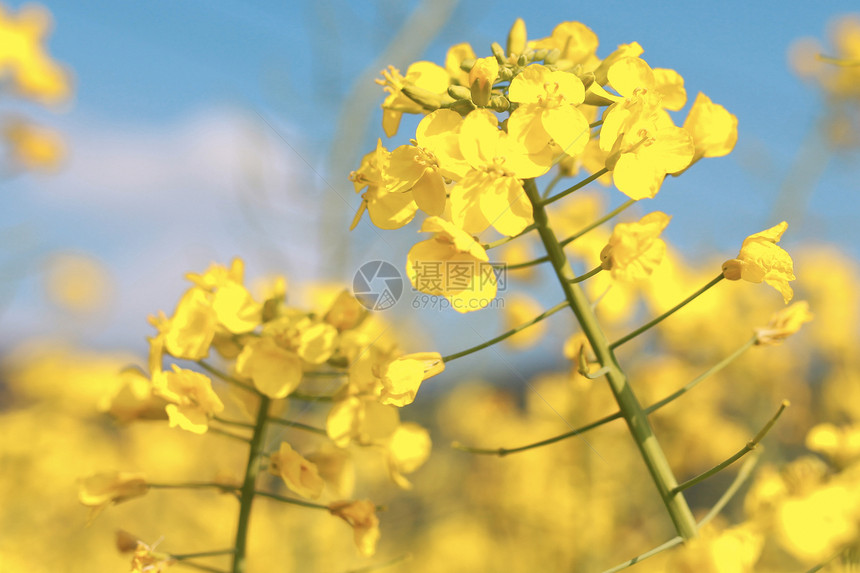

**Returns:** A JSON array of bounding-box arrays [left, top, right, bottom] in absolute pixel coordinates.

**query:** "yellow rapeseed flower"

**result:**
[[235, 336, 303, 399], [600, 212, 671, 281], [722, 222, 796, 303], [377, 62, 449, 137], [379, 351, 444, 406], [681, 92, 738, 167], [754, 300, 813, 345], [153, 365, 224, 434], [349, 139, 418, 230], [268, 441, 325, 500], [328, 500, 380, 557], [386, 422, 432, 489], [406, 216, 498, 312], [78, 471, 148, 519]]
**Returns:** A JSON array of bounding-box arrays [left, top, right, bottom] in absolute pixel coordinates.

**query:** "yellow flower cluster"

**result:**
[[352, 18, 739, 312], [84, 258, 442, 560]]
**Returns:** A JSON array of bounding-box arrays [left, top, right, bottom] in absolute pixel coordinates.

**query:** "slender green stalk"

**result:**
[[172, 549, 236, 560], [214, 416, 255, 429], [673, 400, 789, 493], [505, 254, 550, 270], [523, 177, 697, 540], [559, 199, 636, 247], [232, 396, 271, 573], [148, 482, 239, 492], [483, 223, 536, 250], [697, 450, 761, 529], [569, 265, 603, 284], [610, 274, 725, 350], [208, 427, 251, 442], [456, 336, 757, 456], [600, 536, 684, 573], [254, 490, 330, 510], [543, 168, 609, 205], [290, 392, 335, 402], [267, 417, 327, 435], [440, 300, 569, 363], [541, 171, 564, 199], [198, 361, 257, 394]]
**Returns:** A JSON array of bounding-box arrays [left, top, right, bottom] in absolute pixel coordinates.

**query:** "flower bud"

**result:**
[[459, 58, 476, 73], [401, 85, 443, 111], [507, 18, 527, 56], [544, 48, 561, 65], [532, 48, 548, 61], [489, 95, 510, 112], [447, 85, 472, 101], [491, 42, 506, 64]]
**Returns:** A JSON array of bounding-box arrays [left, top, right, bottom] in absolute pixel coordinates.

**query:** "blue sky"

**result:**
[[2, 0, 859, 361]]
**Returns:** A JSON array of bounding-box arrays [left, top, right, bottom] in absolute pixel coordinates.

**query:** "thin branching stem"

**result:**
[[543, 168, 609, 205], [610, 274, 725, 350], [267, 417, 327, 435], [673, 400, 789, 494], [483, 223, 536, 250], [697, 450, 762, 529], [505, 254, 550, 270], [455, 336, 757, 456], [559, 199, 636, 248], [254, 490, 330, 510], [172, 549, 236, 560], [440, 300, 569, 363]]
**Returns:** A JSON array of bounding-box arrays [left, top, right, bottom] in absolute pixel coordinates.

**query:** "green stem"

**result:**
[[600, 536, 684, 573], [231, 396, 271, 573], [505, 254, 550, 270], [673, 400, 789, 493], [214, 416, 255, 429], [697, 450, 761, 529], [290, 392, 335, 402], [198, 361, 257, 394], [254, 490, 330, 510], [440, 300, 569, 363], [266, 417, 327, 435], [610, 274, 725, 350], [208, 427, 251, 442], [523, 177, 697, 540], [543, 168, 609, 205], [483, 223, 536, 250], [172, 549, 236, 560], [559, 199, 636, 248], [456, 336, 757, 456], [569, 265, 603, 284], [541, 171, 564, 199]]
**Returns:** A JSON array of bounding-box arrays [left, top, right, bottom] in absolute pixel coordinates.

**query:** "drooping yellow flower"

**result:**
[[186, 258, 261, 334], [158, 288, 217, 360], [406, 216, 497, 313], [235, 336, 303, 399], [386, 422, 432, 489], [328, 500, 381, 557], [600, 91, 694, 199], [722, 222, 795, 303], [0, 3, 71, 104], [377, 62, 449, 137], [268, 442, 325, 500], [153, 365, 224, 434], [600, 212, 671, 281], [349, 139, 418, 230], [449, 109, 552, 236], [306, 444, 355, 498], [681, 92, 738, 166], [78, 471, 148, 518], [379, 352, 445, 406], [754, 300, 813, 345], [508, 64, 590, 158]]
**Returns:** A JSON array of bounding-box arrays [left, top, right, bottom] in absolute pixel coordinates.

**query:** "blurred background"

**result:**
[[2, 1, 860, 571]]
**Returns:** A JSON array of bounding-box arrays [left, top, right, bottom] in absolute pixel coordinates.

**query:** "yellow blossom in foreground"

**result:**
[[235, 336, 303, 399], [329, 500, 380, 557], [528, 20, 599, 71], [722, 222, 795, 303], [268, 442, 325, 500], [755, 301, 813, 345], [606, 56, 687, 110], [349, 139, 418, 230], [600, 212, 671, 281], [469, 55, 499, 106], [406, 216, 498, 313], [78, 471, 148, 518], [449, 109, 552, 236], [377, 62, 448, 137], [379, 352, 445, 406], [153, 365, 224, 434], [681, 92, 738, 166]]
